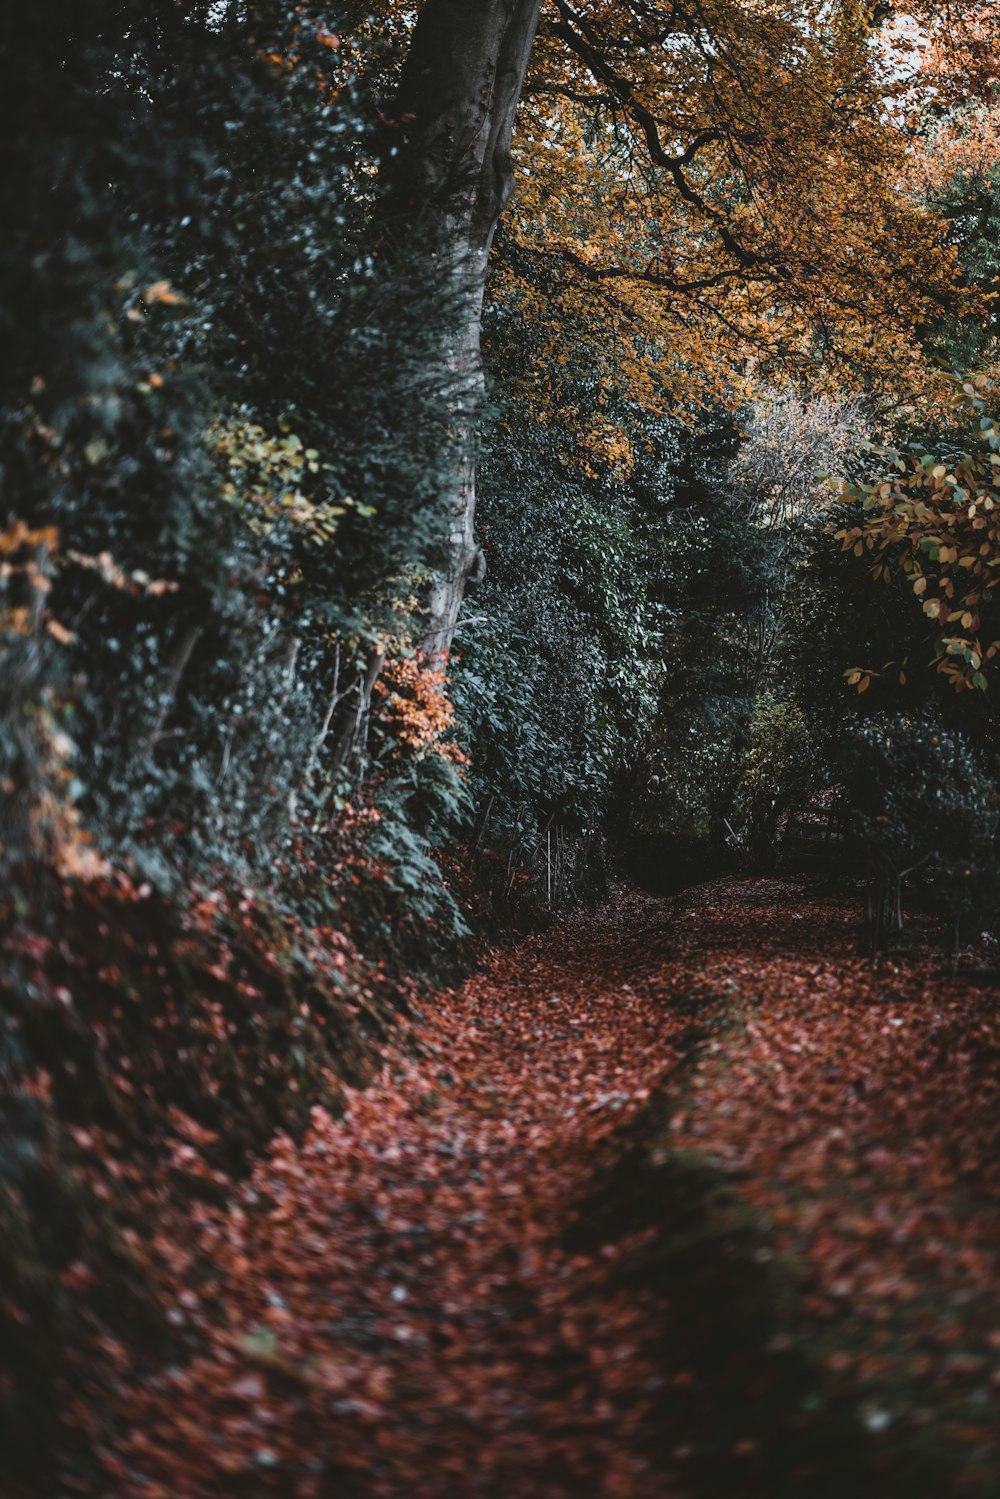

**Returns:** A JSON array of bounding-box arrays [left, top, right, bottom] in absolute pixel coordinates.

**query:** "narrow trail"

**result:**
[[104, 879, 1000, 1498]]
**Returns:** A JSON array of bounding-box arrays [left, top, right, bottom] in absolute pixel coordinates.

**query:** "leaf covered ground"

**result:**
[[81, 879, 1000, 1497]]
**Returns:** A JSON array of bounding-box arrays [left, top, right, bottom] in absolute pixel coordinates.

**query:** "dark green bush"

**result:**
[[841, 712, 1000, 951]]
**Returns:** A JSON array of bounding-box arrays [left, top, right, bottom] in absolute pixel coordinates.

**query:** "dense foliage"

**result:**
[[0, 4, 466, 901], [453, 292, 681, 918]]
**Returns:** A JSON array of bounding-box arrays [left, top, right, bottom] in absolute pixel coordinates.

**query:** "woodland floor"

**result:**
[[96, 878, 1000, 1498]]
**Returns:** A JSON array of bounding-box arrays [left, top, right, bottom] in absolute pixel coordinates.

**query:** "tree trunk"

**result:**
[[385, 0, 542, 659]]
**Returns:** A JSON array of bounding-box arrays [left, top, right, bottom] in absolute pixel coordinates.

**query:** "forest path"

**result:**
[[111, 878, 1000, 1498]]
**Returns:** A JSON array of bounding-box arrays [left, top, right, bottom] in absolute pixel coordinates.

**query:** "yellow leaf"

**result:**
[[142, 280, 186, 307], [46, 618, 75, 646]]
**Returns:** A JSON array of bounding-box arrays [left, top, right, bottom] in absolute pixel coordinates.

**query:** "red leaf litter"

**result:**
[[97, 878, 1000, 1497]]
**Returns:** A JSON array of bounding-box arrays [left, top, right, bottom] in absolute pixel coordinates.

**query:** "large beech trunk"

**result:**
[[386, 0, 542, 658]]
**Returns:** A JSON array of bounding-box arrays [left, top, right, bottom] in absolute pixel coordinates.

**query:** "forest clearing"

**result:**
[[4, 2, 1000, 1494]]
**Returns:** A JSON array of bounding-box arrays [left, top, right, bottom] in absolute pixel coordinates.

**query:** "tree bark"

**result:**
[[384, 0, 542, 659]]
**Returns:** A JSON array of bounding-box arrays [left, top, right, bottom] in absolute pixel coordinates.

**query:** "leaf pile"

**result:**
[[57, 877, 1000, 1497], [667, 878, 1000, 1495], [0, 869, 409, 1494]]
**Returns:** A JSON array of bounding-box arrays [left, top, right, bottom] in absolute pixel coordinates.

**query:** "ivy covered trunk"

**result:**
[[385, 0, 542, 658]]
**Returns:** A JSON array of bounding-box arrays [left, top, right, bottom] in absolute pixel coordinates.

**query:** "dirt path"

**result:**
[[102, 879, 1000, 1498]]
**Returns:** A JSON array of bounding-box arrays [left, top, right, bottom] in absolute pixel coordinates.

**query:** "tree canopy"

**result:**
[[360, 0, 1000, 422]]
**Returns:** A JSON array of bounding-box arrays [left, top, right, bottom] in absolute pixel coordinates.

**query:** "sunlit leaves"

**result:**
[[835, 375, 1000, 690], [488, 0, 989, 427], [374, 652, 468, 765], [213, 416, 356, 547]]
